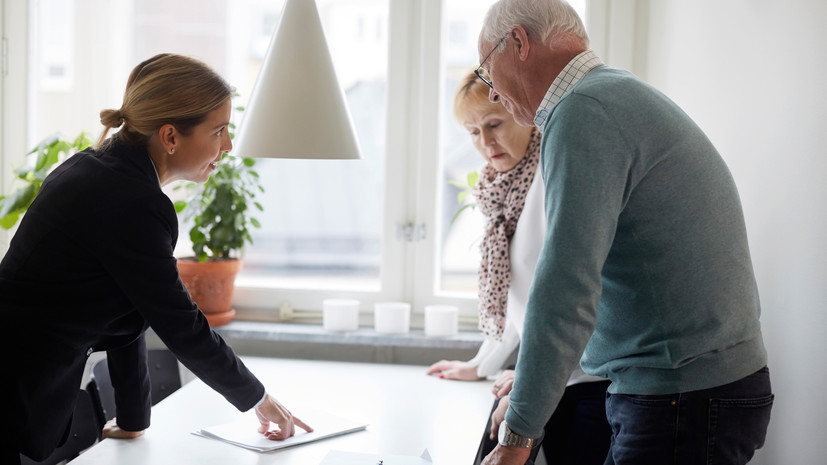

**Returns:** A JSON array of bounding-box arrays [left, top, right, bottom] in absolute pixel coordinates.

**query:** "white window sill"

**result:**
[[147, 321, 486, 366], [212, 320, 484, 350]]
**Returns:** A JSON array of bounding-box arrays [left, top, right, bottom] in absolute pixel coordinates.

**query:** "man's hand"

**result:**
[[489, 395, 509, 440], [481, 444, 532, 465], [491, 369, 515, 398], [101, 418, 145, 439]]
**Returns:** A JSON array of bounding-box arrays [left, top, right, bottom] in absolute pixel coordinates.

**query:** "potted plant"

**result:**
[[1, 132, 92, 230], [173, 111, 264, 326]]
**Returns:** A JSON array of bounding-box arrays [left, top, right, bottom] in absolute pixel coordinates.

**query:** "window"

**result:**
[[7, 0, 594, 322]]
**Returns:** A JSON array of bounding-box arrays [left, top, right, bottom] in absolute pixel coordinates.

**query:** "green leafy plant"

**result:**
[[173, 103, 264, 262], [0, 132, 92, 230], [447, 170, 479, 226]]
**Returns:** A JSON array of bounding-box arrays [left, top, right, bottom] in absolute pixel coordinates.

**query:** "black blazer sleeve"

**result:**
[[108, 333, 152, 431], [92, 186, 265, 412]]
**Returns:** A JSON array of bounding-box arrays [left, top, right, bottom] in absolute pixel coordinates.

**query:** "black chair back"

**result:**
[[86, 349, 182, 431], [20, 389, 100, 465], [147, 349, 183, 405], [88, 358, 116, 426]]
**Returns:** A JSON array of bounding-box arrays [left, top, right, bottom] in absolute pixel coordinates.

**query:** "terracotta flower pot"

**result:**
[[176, 258, 242, 327]]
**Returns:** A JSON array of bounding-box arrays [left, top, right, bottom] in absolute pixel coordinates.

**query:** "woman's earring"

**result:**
[[169, 148, 175, 155]]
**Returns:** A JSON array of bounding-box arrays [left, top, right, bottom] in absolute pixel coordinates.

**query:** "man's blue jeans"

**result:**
[[604, 366, 774, 465]]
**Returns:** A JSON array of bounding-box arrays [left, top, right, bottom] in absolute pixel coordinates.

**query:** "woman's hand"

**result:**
[[426, 360, 482, 381], [491, 369, 515, 398], [101, 418, 145, 439], [254, 394, 313, 440]]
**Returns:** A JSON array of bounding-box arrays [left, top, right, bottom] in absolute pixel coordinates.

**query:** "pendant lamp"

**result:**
[[233, 0, 362, 160]]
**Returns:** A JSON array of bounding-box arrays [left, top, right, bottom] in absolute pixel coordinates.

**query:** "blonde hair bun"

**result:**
[[100, 109, 125, 129]]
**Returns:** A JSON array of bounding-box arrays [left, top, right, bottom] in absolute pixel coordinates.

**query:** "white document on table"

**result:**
[[192, 408, 368, 453], [320, 449, 432, 465]]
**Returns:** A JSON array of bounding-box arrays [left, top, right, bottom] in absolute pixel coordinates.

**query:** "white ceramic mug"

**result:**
[[374, 302, 411, 333], [322, 298, 360, 331], [424, 305, 459, 337]]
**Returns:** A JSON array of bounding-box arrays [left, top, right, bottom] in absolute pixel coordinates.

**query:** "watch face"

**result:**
[[498, 422, 507, 444]]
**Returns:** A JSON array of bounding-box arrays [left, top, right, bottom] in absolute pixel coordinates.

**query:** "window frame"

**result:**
[[0, 0, 32, 257]]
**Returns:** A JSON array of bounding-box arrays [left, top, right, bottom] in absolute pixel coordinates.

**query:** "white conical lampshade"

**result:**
[[233, 0, 362, 159]]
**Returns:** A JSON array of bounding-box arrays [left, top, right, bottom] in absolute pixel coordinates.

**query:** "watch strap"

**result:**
[[499, 422, 535, 448]]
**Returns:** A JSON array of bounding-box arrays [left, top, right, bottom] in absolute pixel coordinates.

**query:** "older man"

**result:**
[[475, 1, 773, 464]]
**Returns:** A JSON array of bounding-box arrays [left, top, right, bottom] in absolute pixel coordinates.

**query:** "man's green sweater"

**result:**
[[506, 66, 768, 438]]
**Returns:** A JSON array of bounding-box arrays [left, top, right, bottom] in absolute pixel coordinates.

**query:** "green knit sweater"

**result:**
[[506, 66, 768, 438]]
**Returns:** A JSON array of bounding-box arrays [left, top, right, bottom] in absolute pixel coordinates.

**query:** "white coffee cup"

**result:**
[[374, 302, 411, 333], [322, 298, 360, 331], [424, 305, 459, 337]]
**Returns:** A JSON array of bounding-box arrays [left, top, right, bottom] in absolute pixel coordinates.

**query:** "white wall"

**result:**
[[641, 1, 827, 463]]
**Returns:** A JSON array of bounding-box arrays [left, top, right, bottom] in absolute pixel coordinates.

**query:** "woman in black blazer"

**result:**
[[0, 54, 311, 463]]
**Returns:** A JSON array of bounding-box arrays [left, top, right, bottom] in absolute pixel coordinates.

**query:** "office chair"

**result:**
[[19, 389, 100, 465], [87, 349, 183, 429]]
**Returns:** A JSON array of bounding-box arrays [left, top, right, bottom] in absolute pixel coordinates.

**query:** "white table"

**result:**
[[71, 357, 495, 464]]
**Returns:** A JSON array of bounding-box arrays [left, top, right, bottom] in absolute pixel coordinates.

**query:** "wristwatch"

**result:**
[[497, 420, 535, 448]]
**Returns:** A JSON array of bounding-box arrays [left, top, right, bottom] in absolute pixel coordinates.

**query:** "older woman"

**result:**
[[427, 70, 611, 465], [0, 54, 310, 464]]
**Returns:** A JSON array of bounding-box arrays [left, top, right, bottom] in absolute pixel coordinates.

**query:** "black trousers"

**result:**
[[474, 380, 612, 465]]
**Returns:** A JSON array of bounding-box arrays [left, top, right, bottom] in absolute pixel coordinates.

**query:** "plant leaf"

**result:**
[[72, 131, 92, 149], [450, 204, 475, 226], [27, 133, 60, 155], [36, 140, 70, 172], [467, 171, 479, 187], [0, 211, 20, 230], [14, 165, 34, 179], [0, 183, 39, 218]]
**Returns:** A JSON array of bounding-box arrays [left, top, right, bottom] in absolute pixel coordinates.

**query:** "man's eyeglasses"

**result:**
[[474, 35, 507, 89]]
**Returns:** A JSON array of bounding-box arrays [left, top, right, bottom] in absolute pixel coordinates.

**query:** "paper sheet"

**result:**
[[320, 449, 432, 465], [192, 408, 368, 453]]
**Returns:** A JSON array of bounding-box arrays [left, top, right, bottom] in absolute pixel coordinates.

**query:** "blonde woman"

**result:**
[[1, 54, 310, 464], [427, 70, 611, 465]]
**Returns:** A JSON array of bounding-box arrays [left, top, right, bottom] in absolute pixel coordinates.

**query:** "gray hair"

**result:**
[[481, 0, 589, 52]]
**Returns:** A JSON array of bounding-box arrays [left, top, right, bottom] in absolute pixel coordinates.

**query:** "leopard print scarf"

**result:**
[[473, 128, 541, 340]]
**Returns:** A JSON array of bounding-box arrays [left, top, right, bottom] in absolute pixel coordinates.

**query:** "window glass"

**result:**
[[437, 0, 587, 295]]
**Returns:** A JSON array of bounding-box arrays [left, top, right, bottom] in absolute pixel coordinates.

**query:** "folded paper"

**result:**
[[193, 408, 367, 453]]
